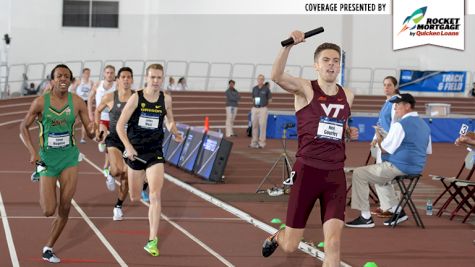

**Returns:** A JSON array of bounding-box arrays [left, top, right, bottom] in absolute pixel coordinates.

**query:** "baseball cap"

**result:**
[[389, 93, 416, 106]]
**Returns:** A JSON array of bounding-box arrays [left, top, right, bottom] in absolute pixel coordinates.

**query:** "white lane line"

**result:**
[[163, 174, 352, 267], [82, 154, 234, 267], [70, 198, 127, 267], [0, 170, 99, 175], [53, 179, 127, 266], [0, 111, 27, 117], [0, 192, 20, 267], [0, 119, 23, 127], [0, 103, 32, 109], [5, 216, 241, 221]]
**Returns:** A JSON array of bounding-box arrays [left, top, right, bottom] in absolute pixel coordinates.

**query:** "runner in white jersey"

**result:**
[[88, 65, 116, 187], [70, 68, 94, 143]]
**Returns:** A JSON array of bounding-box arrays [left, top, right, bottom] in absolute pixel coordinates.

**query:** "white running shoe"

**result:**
[[105, 175, 116, 191], [113, 207, 123, 221], [42, 247, 61, 263]]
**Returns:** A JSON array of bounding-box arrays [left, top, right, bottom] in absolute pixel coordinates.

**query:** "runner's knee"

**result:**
[[110, 166, 125, 177], [148, 192, 160, 203], [42, 206, 56, 217]]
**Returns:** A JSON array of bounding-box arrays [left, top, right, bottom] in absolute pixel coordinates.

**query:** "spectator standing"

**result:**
[[225, 80, 240, 137]]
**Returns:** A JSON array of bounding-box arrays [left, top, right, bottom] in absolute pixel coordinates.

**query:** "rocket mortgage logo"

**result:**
[[398, 7, 460, 37], [393, 1, 464, 50]]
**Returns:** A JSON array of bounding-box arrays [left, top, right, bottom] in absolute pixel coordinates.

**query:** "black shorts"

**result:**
[[286, 159, 346, 228], [105, 133, 125, 152], [126, 148, 165, 170]]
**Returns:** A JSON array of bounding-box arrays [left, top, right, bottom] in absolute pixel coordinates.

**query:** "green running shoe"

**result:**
[[144, 238, 159, 256]]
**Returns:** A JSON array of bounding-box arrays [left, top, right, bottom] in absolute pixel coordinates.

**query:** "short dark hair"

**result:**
[[314, 42, 341, 62], [50, 64, 73, 81], [117, 67, 133, 78], [228, 79, 235, 85]]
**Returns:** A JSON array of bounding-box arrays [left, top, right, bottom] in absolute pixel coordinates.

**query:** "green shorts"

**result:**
[[39, 146, 79, 177]]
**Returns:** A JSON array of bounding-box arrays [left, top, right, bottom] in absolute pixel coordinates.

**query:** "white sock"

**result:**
[[43, 246, 52, 253], [361, 211, 371, 219]]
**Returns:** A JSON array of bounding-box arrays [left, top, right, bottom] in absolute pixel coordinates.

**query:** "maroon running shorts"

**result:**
[[286, 159, 346, 228]]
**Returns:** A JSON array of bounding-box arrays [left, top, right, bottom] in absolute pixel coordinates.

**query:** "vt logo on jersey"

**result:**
[[321, 104, 345, 118]]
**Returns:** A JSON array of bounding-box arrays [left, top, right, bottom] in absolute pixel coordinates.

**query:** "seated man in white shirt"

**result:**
[[346, 93, 432, 228]]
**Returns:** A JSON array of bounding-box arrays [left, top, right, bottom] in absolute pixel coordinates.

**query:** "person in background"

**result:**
[[249, 74, 271, 148], [70, 68, 94, 143], [176, 77, 188, 91], [369, 76, 400, 219], [225, 79, 240, 137], [346, 93, 432, 228], [167, 77, 176, 91]]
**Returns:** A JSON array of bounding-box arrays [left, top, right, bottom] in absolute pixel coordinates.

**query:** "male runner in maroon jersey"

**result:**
[[261, 30, 358, 266]]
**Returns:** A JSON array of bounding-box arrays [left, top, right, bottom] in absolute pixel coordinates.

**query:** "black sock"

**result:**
[[115, 199, 123, 208], [143, 182, 149, 191]]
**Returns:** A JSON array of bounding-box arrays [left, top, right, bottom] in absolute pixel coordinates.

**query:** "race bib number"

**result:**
[[316, 117, 344, 141], [138, 114, 160, 129], [47, 132, 70, 148]]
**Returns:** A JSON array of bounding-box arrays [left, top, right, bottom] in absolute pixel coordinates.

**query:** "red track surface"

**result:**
[[1, 95, 474, 267]]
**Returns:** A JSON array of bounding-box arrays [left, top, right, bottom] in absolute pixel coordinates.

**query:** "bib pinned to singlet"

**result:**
[[138, 113, 160, 129], [316, 116, 344, 142], [47, 132, 70, 148]]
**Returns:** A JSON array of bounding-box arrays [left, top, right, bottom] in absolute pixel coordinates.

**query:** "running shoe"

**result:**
[[80, 139, 86, 144], [144, 238, 159, 256], [141, 190, 150, 202], [31, 172, 40, 182], [384, 210, 408, 226], [262, 230, 281, 257], [113, 207, 123, 221], [345, 216, 375, 228], [42, 248, 60, 263], [105, 174, 116, 191]]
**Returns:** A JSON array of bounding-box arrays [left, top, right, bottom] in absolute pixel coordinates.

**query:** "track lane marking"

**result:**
[[0, 192, 20, 267], [82, 154, 235, 267]]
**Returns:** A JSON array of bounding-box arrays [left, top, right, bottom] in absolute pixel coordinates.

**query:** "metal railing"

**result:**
[[1, 59, 474, 98]]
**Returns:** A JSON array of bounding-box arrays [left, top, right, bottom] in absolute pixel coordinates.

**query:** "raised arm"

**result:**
[[271, 31, 307, 95], [19, 97, 43, 164]]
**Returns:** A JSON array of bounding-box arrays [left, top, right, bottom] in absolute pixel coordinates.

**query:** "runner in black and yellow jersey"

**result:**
[[117, 63, 183, 256]]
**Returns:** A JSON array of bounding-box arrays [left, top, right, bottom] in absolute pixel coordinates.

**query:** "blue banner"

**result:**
[[399, 70, 466, 92]]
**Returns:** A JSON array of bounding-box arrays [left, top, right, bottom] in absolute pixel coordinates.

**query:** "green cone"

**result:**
[[363, 262, 378, 267]]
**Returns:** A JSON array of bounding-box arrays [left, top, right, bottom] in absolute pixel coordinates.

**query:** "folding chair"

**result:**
[[448, 180, 475, 223], [345, 150, 379, 206], [430, 151, 474, 217], [390, 174, 424, 228]]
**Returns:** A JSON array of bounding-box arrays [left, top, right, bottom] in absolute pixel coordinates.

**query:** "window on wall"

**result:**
[[62, 0, 119, 28]]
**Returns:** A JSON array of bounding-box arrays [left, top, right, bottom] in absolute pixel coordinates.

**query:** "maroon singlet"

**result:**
[[295, 80, 351, 170]]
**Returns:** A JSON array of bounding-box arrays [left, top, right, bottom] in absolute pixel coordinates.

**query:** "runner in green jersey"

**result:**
[[20, 64, 95, 263]]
